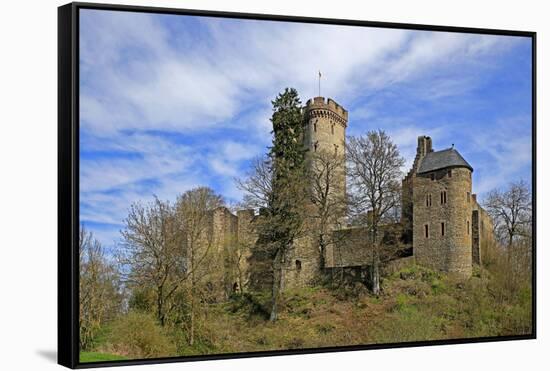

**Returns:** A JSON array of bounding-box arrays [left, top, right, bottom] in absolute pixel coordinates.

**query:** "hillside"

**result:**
[[85, 265, 532, 361]]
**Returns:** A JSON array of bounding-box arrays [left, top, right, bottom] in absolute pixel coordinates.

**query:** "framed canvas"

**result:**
[[58, 2, 536, 368]]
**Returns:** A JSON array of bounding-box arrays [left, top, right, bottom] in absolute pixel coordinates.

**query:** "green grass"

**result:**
[[82, 265, 532, 359], [80, 352, 129, 363]]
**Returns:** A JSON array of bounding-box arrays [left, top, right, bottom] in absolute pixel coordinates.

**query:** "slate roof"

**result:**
[[417, 148, 473, 174]]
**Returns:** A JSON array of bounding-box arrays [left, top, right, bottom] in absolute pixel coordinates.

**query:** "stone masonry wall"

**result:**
[[471, 198, 494, 266], [282, 234, 320, 289], [210, 207, 238, 298], [326, 227, 371, 268], [236, 209, 256, 291], [402, 136, 433, 244], [413, 167, 473, 279]]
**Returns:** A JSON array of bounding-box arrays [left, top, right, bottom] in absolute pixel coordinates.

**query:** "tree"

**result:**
[[175, 187, 224, 345], [484, 180, 532, 295], [238, 88, 307, 321], [484, 180, 532, 249], [79, 226, 122, 350], [306, 149, 348, 270], [239, 157, 273, 209], [118, 197, 183, 327], [347, 130, 405, 295]]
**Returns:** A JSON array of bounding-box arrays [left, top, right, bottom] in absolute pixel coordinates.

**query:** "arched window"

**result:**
[[467, 220, 470, 235], [313, 122, 317, 132]]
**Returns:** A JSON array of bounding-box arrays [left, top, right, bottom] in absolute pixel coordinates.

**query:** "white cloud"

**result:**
[[81, 10, 516, 136], [469, 116, 532, 196], [80, 132, 195, 193]]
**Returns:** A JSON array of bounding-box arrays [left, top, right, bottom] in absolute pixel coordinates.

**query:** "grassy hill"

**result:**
[[83, 265, 531, 362]]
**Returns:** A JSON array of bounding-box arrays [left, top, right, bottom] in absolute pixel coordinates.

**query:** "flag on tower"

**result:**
[[318, 70, 322, 96]]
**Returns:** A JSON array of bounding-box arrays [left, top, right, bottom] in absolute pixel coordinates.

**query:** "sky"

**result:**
[[79, 9, 533, 251]]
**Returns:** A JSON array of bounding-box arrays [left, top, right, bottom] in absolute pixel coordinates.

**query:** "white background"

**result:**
[[0, 0, 547, 369]]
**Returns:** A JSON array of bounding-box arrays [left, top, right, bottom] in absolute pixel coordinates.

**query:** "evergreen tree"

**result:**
[[240, 88, 307, 321], [265, 88, 308, 320]]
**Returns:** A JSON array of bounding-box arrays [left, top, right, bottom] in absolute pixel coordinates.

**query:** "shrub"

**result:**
[[394, 293, 409, 312], [106, 312, 176, 358], [227, 292, 270, 320], [430, 278, 446, 295]]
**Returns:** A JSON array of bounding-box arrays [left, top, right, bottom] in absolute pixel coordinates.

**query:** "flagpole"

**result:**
[[318, 70, 321, 97]]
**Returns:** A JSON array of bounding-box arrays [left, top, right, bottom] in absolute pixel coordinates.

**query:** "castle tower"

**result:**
[[411, 140, 474, 279], [303, 96, 348, 208], [304, 97, 347, 157], [282, 97, 348, 289]]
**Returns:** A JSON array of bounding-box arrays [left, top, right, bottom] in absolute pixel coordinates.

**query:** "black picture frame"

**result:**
[[58, 2, 537, 369]]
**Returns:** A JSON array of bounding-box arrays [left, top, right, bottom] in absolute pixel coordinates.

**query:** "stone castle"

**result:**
[[204, 97, 494, 294]]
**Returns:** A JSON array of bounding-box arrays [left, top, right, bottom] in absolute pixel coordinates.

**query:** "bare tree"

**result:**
[[79, 226, 121, 350], [238, 157, 273, 209], [175, 187, 224, 345], [118, 197, 183, 327], [484, 180, 532, 249], [347, 130, 404, 295], [306, 150, 348, 270]]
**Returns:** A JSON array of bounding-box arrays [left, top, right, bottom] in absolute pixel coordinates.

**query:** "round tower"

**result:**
[[303, 96, 348, 156], [303, 96, 348, 203], [412, 145, 474, 279], [283, 97, 348, 289], [443, 166, 473, 277]]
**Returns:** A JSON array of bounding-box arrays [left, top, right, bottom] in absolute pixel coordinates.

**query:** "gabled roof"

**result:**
[[417, 148, 473, 174]]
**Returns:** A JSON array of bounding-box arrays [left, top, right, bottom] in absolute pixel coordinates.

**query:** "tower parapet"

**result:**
[[305, 96, 348, 126], [303, 96, 348, 155]]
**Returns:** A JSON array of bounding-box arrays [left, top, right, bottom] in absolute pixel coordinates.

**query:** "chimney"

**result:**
[[417, 136, 433, 157]]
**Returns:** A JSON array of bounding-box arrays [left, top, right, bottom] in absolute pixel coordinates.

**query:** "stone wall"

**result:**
[[471, 198, 494, 266], [326, 226, 371, 268], [413, 167, 473, 279], [382, 256, 416, 275], [325, 223, 409, 269], [236, 209, 256, 291], [282, 234, 320, 289], [210, 207, 238, 299], [401, 136, 433, 244]]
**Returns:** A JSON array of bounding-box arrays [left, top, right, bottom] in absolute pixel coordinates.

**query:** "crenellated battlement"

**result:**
[[305, 96, 348, 124]]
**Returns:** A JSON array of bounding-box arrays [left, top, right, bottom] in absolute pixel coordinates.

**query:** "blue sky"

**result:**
[[79, 9, 533, 250]]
